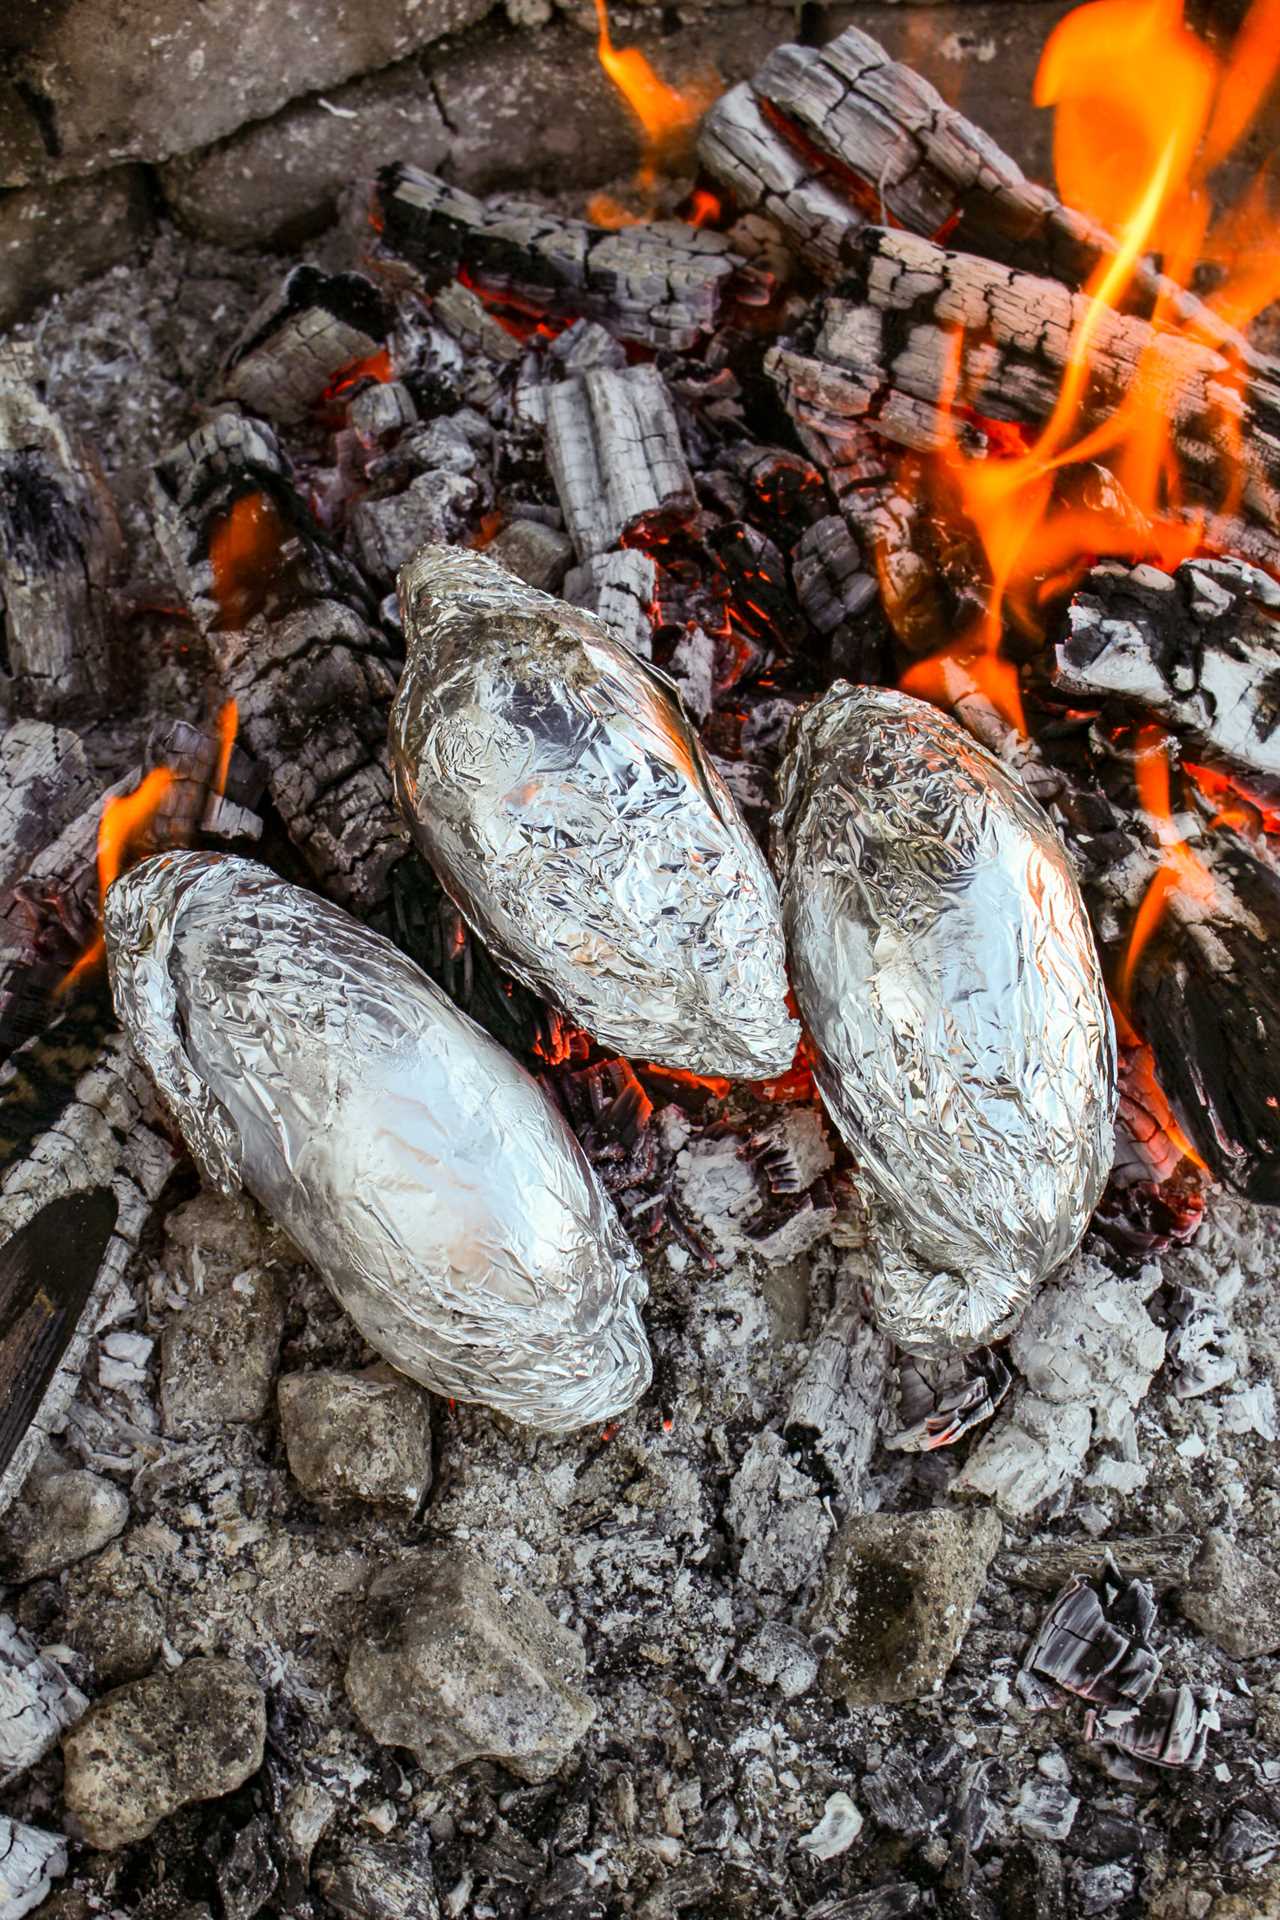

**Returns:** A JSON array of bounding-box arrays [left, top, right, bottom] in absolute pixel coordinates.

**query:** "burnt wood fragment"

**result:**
[[221, 265, 391, 424], [1055, 557, 1280, 798], [151, 409, 374, 633], [0, 1033, 178, 1519], [0, 347, 121, 722], [375, 166, 755, 353], [210, 603, 407, 917], [544, 365, 697, 563], [563, 549, 658, 657]]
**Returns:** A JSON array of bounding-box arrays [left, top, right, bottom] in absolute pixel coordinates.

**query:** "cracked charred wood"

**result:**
[[151, 409, 374, 633], [0, 1817, 65, 1915], [220, 265, 391, 425], [996, 1534, 1201, 1597], [374, 165, 758, 352], [563, 548, 658, 657], [767, 228, 1280, 558], [783, 1270, 889, 1509], [0, 1029, 178, 1518], [1054, 557, 1280, 799], [210, 603, 408, 917], [545, 366, 697, 562], [699, 26, 1261, 363], [0, 347, 121, 723]]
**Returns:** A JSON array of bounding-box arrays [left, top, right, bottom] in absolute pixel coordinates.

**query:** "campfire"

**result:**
[[2, 0, 1280, 1912]]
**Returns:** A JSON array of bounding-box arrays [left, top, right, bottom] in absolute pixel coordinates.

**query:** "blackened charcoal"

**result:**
[[221, 265, 390, 425], [544, 366, 696, 562], [886, 1347, 1012, 1452], [1218, 1806, 1280, 1868], [792, 515, 877, 635], [996, 1535, 1200, 1597], [349, 381, 418, 449], [376, 166, 751, 353], [1018, 1568, 1160, 1713], [563, 549, 658, 658], [349, 470, 480, 584], [1131, 834, 1280, 1202], [1055, 557, 1280, 799], [1085, 1685, 1218, 1770], [804, 1889, 925, 1919]]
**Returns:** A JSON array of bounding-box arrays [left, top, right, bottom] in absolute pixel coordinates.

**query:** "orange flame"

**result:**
[[213, 698, 239, 801], [588, 0, 716, 223], [59, 768, 177, 992], [208, 491, 286, 629], [899, 0, 1280, 730], [1117, 726, 1215, 1012]]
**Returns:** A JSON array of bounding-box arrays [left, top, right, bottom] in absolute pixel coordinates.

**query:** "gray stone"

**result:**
[[160, 1267, 287, 1432], [809, 1507, 1002, 1706], [62, 1657, 267, 1850], [345, 1547, 595, 1782], [163, 1191, 276, 1293], [486, 520, 575, 593], [160, 58, 451, 251], [315, 1840, 441, 1920], [278, 1367, 434, 1510], [0, 168, 152, 328], [61, 1535, 168, 1683], [0, 1470, 128, 1582], [2, 0, 490, 187], [1178, 1530, 1280, 1659]]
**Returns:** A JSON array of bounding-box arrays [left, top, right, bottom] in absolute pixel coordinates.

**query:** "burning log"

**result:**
[[0, 346, 121, 723], [1054, 556, 1280, 799], [391, 546, 798, 1078], [374, 165, 757, 353], [220, 266, 391, 425], [543, 365, 696, 562], [767, 228, 1280, 557], [0, 1031, 178, 1517], [151, 409, 373, 633], [563, 548, 659, 657], [104, 852, 652, 1434], [772, 684, 1116, 1353], [698, 25, 1259, 364], [210, 604, 408, 917]]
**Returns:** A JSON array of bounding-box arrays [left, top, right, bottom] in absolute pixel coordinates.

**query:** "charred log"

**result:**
[[221, 265, 391, 425], [563, 548, 659, 657], [0, 346, 121, 722], [767, 228, 1280, 559], [151, 409, 374, 633], [210, 603, 407, 917], [544, 366, 697, 562], [374, 166, 758, 353], [1054, 556, 1280, 799]]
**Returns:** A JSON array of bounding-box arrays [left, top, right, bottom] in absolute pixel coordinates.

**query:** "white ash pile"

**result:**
[[1, 14, 1280, 1919]]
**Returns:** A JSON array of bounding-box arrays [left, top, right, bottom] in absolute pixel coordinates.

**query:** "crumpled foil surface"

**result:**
[[105, 851, 651, 1433], [773, 684, 1116, 1354], [390, 545, 798, 1077]]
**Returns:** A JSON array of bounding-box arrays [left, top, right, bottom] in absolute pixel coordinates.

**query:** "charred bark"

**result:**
[[0, 347, 121, 722], [374, 166, 758, 353]]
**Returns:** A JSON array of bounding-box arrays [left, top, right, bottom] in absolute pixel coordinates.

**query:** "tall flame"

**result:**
[[588, 0, 716, 224], [901, 0, 1280, 731]]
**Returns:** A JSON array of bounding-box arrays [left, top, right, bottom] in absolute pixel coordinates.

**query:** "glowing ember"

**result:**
[[899, 0, 1280, 729], [59, 767, 177, 992], [1185, 761, 1280, 837], [322, 346, 393, 401], [207, 490, 286, 628], [1117, 726, 1215, 1013]]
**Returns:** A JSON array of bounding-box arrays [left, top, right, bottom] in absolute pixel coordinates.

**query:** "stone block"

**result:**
[[346, 1547, 594, 1782], [0, 1469, 128, 1583], [1178, 1529, 1280, 1659], [0, 168, 152, 328], [277, 1367, 434, 1510], [809, 1506, 1001, 1706]]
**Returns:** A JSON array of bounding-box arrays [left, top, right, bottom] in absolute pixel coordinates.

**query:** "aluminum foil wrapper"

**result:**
[[104, 851, 651, 1433], [773, 684, 1116, 1354], [390, 544, 798, 1077]]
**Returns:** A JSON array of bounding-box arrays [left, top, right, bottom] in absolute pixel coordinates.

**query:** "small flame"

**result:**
[[898, 0, 1280, 724], [1117, 726, 1215, 1012], [322, 347, 393, 402], [208, 491, 286, 629], [213, 698, 239, 801], [59, 768, 177, 992]]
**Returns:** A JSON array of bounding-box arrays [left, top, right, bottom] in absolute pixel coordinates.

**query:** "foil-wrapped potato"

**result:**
[[105, 851, 651, 1432], [773, 685, 1116, 1353], [390, 545, 798, 1078]]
